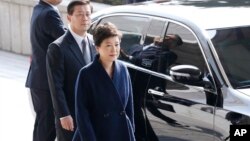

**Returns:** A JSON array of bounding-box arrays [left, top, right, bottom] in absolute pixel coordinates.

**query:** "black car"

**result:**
[[89, 0, 250, 140]]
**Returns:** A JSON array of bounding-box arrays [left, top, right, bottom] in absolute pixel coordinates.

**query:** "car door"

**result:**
[[131, 18, 168, 141], [144, 21, 220, 141]]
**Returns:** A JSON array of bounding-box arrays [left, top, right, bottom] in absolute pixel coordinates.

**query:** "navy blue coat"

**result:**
[[25, 0, 65, 90], [46, 31, 96, 119], [73, 55, 135, 141]]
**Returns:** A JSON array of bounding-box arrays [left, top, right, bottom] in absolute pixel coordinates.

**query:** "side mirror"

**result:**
[[170, 65, 203, 86], [170, 65, 215, 91]]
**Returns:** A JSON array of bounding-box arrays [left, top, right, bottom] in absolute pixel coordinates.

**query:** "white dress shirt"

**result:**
[[68, 25, 91, 63]]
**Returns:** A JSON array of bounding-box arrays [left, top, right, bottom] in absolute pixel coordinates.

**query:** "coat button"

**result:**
[[120, 111, 125, 116], [104, 113, 110, 118]]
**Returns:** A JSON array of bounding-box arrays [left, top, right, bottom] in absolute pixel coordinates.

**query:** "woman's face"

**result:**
[[96, 36, 120, 63]]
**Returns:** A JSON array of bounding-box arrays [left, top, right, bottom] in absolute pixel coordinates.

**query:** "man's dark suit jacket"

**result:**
[[25, 0, 65, 90], [46, 31, 96, 119], [131, 45, 177, 73]]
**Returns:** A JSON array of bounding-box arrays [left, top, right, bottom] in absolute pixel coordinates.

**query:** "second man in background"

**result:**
[[46, 1, 96, 141]]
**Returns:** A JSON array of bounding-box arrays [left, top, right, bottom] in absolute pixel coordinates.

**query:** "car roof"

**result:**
[[92, 0, 250, 30]]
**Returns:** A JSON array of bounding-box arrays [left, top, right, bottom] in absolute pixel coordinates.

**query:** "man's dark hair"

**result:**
[[67, 0, 93, 15], [93, 22, 122, 46], [174, 34, 183, 46]]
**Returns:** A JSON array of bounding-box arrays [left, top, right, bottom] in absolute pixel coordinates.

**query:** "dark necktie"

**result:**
[[82, 39, 89, 63]]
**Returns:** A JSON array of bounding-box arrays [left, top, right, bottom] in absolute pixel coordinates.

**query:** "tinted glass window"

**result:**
[[99, 16, 150, 57], [88, 20, 98, 34], [208, 26, 250, 88], [100, 16, 149, 34], [144, 19, 166, 45], [166, 22, 207, 73], [113, 18, 168, 73], [129, 19, 167, 72]]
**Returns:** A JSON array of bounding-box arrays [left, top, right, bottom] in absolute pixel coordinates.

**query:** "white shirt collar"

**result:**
[[68, 25, 91, 64], [68, 25, 87, 47]]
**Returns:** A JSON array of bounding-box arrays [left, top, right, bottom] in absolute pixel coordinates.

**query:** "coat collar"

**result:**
[[92, 54, 119, 76], [92, 55, 125, 109], [40, 0, 54, 8]]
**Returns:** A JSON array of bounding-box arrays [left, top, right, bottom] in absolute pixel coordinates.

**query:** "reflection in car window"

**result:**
[[209, 26, 250, 88], [120, 19, 170, 74], [166, 22, 208, 74], [132, 19, 166, 72], [167, 22, 196, 42], [99, 15, 150, 56], [144, 19, 166, 45]]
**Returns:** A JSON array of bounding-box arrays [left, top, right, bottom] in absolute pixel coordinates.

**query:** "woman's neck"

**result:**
[[99, 59, 114, 78]]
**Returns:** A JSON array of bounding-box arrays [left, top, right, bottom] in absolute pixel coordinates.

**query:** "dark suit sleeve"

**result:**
[[44, 10, 66, 39], [158, 51, 177, 74], [46, 43, 70, 118], [125, 68, 135, 132], [75, 70, 97, 141]]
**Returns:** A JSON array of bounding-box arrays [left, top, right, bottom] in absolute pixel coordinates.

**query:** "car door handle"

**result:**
[[148, 89, 164, 96]]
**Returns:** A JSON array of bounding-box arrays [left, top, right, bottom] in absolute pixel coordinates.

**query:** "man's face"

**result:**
[[162, 35, 178, 48], [68, 4, 91, 35]]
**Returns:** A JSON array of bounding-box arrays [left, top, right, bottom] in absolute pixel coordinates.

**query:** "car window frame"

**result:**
[[164, 19, 217, 93]]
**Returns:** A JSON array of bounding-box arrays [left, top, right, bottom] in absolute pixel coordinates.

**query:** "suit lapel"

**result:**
[[66, 31, 85, 66]]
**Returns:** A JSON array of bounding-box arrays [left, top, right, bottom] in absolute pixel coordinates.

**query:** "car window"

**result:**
[[165, 22, 208, 74], [98, 15, 151, 57], [88, 20, 98, 34], [125, 19, 167, 72], [209, 26, 250, 88], [144, 19, 166, 45]]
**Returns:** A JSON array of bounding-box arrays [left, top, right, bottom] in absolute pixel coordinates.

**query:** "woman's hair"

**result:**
[[93, 22, 122, 46]]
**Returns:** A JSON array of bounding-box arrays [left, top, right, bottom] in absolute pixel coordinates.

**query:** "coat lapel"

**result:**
[[112, 61, 126, 107], [66, 31, 85, 65], [93, 56, 125, 109]]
